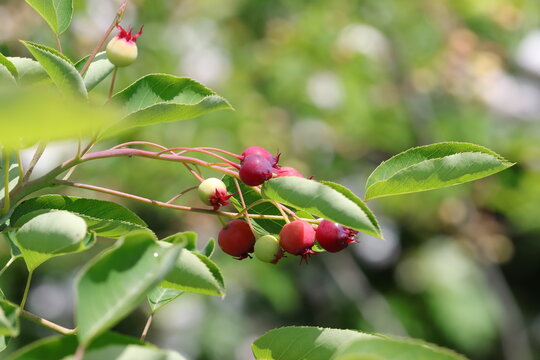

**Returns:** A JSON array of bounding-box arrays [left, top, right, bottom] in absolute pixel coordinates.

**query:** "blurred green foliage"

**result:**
[[1, 0, 540, 359]]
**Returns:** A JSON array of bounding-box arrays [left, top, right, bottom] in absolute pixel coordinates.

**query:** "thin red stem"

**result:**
[[158, 147, 240, 168]]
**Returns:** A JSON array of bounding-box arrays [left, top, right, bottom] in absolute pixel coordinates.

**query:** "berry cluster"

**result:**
[[195, 145, 359, 264]]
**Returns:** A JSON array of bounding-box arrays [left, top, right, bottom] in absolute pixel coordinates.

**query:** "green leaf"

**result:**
[[0, 87, 117, 150], [333, 337, 468, 360], [158, 245, 225, 297], [76, 231, 181, 345], [3, 231, 22, 258], [261, 177, 382, 238], [69, 345, 187, 360], [161, 231, 198, 249], [0, 299, 20, 337], [25, 0, 73, 35], [201, 238, 216, 258], [11, 195, 149, 239], [365, 142, 514, 200], [0, 164, 20, 203], [147, 288, 183, 313], [252, 326, 375, 360], [0, 53, 18, 79], [75, 52, 115, 92], [107, 74, 232, 135], [5, 332, 142, 360], [22, 41, 87, 97], [13, 210, 90, 271], [252, 327, 468, 360], [6, 57, 47, 84]]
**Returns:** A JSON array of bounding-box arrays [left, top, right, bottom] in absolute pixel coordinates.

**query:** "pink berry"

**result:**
[[241, 146, 276, 166], [315, 220, 359, 252], [218, 220, 255, 259], [239, 154, 274, 186], [276, 166, 303, 178], [279, 220, 316, 262]]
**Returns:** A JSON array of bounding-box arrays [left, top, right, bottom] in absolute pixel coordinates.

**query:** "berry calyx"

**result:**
[[218, 220, 255, 259], [279, 220, 316, 262], [254, 235, 284, 264], [106, 25, 143, 67], [241, 146, 278, 166], [239, 154, 274, 186], [198, 178, 233, 210], [315, 220, 359, 252], [276, 166, 303, 178]]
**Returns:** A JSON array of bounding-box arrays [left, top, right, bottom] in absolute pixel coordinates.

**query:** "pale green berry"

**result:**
[[198, 178, 227, 206], [106, 37, 138, 67], [254, 235, 283, 263]]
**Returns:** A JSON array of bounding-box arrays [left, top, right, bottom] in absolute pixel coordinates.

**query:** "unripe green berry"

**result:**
[[198, 178, 227, 206], [254, 235, 283, 264], [106, 25, 143, 67]]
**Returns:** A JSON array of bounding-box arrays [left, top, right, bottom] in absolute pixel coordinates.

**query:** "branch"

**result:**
[[21, 309, 76, 335]]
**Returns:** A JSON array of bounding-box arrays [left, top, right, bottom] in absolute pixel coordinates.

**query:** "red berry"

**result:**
[[218, 220, 255, 259], [239, 154, 274, 186], [315, 220, 358, 252], [241, 146, 276, 165], [279, 220, 316, 262], [277, 166, 303, 178]]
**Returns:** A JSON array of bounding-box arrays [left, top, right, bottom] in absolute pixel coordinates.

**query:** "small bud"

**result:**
[[106, 25, 143, 67]]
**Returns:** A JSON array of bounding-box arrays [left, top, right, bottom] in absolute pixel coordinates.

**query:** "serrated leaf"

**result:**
[[7, 57, 47, 84], [0, 53, 18, 78], [252, 326, 375, 360], [75, 52, 115, 91], [13, 210, 89, 271], [5, 332, 142, 360], [0, 64, 16, 84], [0, 299, 19, 337], [261, 177, 382, 238], [107, 74, 232, 136], [158, 246, 225, 297], [76, 231, 181, 345], [252, 327, 468, 360], [332, 336, 468, 360], [365, 142, 514, 200], [25, 0, 73, 35], [201, 238, 215, 258], [161, 231, 197, 250], [22, 41, 87, 97], [147, 288, 183, 313], [320, 181, 381, 237], [11, 195, 149, 239]]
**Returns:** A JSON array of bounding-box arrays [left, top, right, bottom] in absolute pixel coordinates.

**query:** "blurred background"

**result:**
[[1, 0, 540, 359]]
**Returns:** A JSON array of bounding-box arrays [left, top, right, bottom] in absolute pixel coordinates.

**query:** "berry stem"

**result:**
[[140, 314, 153, 341], [55, 34, 63, 53], [54, 179, 315, 223], [166, 186, 198, 204], [233, 178, 256, 234], [79, 0, 129, 76], [109, 66, 119, 99], [161, 147, 241, 169], [21, 309, 75, 335], [112, 141, 176, 154], [20, 270, 33, 310], [183, 163, 204, 182]]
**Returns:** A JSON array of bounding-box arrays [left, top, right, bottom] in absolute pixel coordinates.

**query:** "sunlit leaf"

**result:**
[[147, 288, 183, 313], [107, 74, 232, 136], [14, 210, 90, 271], [11, 195, 149, 239], [22, 41, 86, 97], [76, 231, 181, 345], [365, 142, 514, 200], [25, 0, 73, 35], [75, 52, 115, 92], [262, 177, 382, 238]]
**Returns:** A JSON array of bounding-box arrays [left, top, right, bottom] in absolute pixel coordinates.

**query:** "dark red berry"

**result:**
[[315, 220, 359, 252], [218, 220, 255, 259], [241, 146, 276, 165], [279, 220, 316, 262], [239, 154, 274, 186], [277, 166, 303, 178]]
